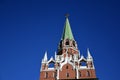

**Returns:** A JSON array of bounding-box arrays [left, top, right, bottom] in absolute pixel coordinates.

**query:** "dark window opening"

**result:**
[[66, 66, 68, 69], [90, 63, 93, 67], [73, 41, 75, 47], [66, 41, 69, 45], [66, 73, 69, 77]]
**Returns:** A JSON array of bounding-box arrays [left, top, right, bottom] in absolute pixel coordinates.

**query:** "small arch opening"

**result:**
[[65, 39, 69, 45], [80, 61, 87, 66], [66, 41, 69, 45], [48, 62, 54, 68]]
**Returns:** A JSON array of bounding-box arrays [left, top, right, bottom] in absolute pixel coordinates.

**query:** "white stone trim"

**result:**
[[60, 58, 75, 70], [79, 55, 87, 62], [57, 69, 59, 79], [47, 57, 55, 63], [76, 68, 79, 79]]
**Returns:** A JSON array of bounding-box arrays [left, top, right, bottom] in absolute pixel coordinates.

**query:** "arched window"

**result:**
[[48, 62, 54, 68], [65, 40, 69, 45], [66, 73, 69, 77], [86, 71, 90, 77]]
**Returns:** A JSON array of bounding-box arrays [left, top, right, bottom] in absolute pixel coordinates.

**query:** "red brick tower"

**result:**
[[40, 15, 98, 80]]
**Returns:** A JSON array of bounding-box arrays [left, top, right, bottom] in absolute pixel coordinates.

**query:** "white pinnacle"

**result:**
[[43, 51, 48, 62], [87, 48, 92, 59]]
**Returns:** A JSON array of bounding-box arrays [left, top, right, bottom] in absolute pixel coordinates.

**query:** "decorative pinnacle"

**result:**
[[44, 51, 48, 61], [87, 48, 93, 59], [65, 13, 69, 18]]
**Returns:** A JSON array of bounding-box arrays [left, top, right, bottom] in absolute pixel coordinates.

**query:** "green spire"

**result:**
[[61, 16, 74, 40]]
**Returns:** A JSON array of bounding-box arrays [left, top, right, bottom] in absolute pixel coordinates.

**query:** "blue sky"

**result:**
[[0, 0, 120, 80]]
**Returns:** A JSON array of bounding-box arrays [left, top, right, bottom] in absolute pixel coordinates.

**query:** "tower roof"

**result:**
[[61, 16, 74, 40]]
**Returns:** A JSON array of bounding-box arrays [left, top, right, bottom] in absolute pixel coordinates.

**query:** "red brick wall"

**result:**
[[79, 69, 96, 79], [40, 71, 56, 80], [59, 63, 76, 79]]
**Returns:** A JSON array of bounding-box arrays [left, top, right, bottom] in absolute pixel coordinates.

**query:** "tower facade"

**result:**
[[40, 16, 98, 80]]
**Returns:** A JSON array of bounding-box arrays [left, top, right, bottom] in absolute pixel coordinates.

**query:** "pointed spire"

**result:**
[[61, 14, 74, 40], [87, 48, 93, 59], [43, 51, 48, 62]]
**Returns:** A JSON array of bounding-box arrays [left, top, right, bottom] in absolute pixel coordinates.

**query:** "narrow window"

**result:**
[[45, 72, 48, 78], [86, 71, 90, 77], [54, 72, 56, 78], [66, 73, 69, 77], [90, 63, 93, 67], [66, 66, 68, 69]]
